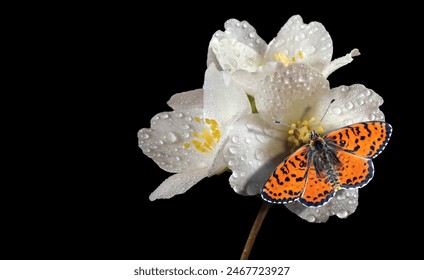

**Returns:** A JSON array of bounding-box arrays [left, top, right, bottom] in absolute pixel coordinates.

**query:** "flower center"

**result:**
[[287, 117, 324, 152], [183, 117, 221, 153], [274, 51, 304, 67]]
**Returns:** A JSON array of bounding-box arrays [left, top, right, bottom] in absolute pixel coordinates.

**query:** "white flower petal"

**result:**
[[265, 15, 333, 72], [322, 49, 360, 77], [207, 19, 267, 73], [203, 64, 251, 127], [167, 89, 203, 111], [323, 84, 385, 131], [255, 63, 329, 122], [285, 189, 359, 223], [138, 110, 213, 173], [149, 168, 209, 201], [231, 70, 259, 96], [224, 114, 287, 195]]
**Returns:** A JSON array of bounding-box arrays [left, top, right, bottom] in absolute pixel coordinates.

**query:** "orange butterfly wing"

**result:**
[[336, 150, 374, 189], [324, 121, 392, 158], [261, 146, 309, 204], [298, 165, 336, 207]]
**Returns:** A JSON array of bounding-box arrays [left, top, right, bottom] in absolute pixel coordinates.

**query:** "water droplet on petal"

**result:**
[[246, 123, 255, 130], [228, 159, 237, 167], [345, 101, 354, 110], [156, 140, 164, 145], [249, 32, 255, 38], [336, 210, 348, 218], [356, 99, 365, 106], [182, 132, 190, 139], [231, 136, 239, 143], [242, 22, 248, 28], [232, 171, 240, 178], [337, 193, 346, 200], [167, 132, 178, 143], [364, 89, 371, 96], [256, 134, 267, 143], [229, 146, 239, 155], [348, 200, 355, 205], [306, 215, 316, 222], [240, 155, 247, 161], [159, 113, 169, 119], [255, 149, 265, 161], [139, 133, 149, 140], [175, 112, 183, 118], [332, 106, 342, 115]]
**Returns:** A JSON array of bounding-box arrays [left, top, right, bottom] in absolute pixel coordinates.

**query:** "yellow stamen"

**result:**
[[274, 50, 305, 67], [183, 116, 222, 153], [286, 117, 326, 152], [298, 51, 304, 59]]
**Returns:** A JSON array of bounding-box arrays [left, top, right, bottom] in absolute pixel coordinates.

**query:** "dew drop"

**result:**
[[223, 64, 232, 71], [364, 89, 371, 96], [245, 138, 252, 144], [255, 38, 262, 44], [255, 149, 265, 161], [159, 113, 169, 119], [336, 210, 348, 218], [167, 132, 178, 143], [356, 99, 365, 106], [228, 159, 237, 167], [337, 193, 346, 200], [231, 136, 239, 143], [182, 132, 190, 139], [242, 22, 248, 28], [345, 102, 354, 110], [306, 215, 316, 222], [332, 106, 342, 115], [139, 133, 149, 140], [232, 171, 240, 178], [240, 155, 247, 161], [348, 200, 355, 205], [229, 146, 239, 155], [156, 140, 164, 145], [249, 32, 255, 38], [145, 148, 151, 153], [175, 112, 183, 118], [246, 122, 255, 130], [256, 134, 267, 143]]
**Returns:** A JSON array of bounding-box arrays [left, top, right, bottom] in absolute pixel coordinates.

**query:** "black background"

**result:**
[[4, 3, 420, 260]]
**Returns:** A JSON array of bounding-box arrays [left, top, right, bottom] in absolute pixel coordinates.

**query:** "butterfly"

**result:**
[[261, 121, 392, 207]]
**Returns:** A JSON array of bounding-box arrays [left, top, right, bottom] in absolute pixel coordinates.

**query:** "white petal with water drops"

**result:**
[[207, 19, 267, 73], [265, 15, 333, 73], [223, 114, 287, 195], [138, 109, 212, 173], [149, 168, 209, 201], [167, 89, 204, 111], [285, 189, 359, 223], [323, 84, 385, 131], [255, 63, 330, 122], [203, 64, 251, 127]]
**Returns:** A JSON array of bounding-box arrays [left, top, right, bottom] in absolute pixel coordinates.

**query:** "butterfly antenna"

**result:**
[[319, 99, 335, 124], [273, 120, 293, 129]]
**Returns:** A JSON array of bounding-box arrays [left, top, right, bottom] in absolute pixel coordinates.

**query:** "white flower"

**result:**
[[223, 62, 385, 222], [138, 64, 251, 201], [208, 15, 359, 80]]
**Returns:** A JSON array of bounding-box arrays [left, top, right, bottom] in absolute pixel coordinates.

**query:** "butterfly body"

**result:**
[[261, 121, 392, 207]]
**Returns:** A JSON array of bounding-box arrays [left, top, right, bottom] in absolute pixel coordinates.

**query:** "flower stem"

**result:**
[[240, 201, 272, 260]]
